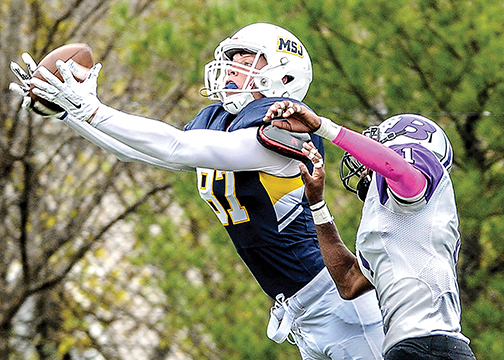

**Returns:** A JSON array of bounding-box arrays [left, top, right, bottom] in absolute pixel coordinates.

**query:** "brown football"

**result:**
[[29, 43, 94, 116]]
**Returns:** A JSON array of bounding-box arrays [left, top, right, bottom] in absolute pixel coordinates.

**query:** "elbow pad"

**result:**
[[257, 123, 311, 162]]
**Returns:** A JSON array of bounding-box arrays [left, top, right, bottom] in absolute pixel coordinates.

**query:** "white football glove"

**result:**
[[31, 60, 102, 122], [9, 53, 68, 118], [9, 53, 37, 109]]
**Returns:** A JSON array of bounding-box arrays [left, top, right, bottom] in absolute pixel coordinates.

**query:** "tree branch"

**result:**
[[27, 182, 172, 295]]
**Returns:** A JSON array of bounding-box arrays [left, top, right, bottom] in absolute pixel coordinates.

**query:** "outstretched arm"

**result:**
[[266, 101, 427, 199], [62, 115, 194, 171], [29, 61, 299, 175], [300, 142, 373, 300], [89, 105, 299, 173]]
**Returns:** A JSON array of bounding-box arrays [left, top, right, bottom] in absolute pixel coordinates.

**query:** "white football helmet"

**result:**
[[375, 114, 453, 170], [341, 114, 453, 200], [203, 23, 313, 114]]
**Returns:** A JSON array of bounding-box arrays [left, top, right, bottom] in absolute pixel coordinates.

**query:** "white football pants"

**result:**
[[268, 267, 384, 359]]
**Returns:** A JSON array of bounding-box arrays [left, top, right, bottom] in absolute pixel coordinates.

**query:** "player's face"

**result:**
[[361, 167, 371, 178], [226, 53, 267, 100]]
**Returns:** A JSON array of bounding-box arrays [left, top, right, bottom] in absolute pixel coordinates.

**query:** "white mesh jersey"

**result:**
[[356, 143, 468, 354]]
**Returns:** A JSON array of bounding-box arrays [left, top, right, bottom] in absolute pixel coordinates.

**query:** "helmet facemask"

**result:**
[[339, 126, 380, 201], [204, 46, 268, 114]]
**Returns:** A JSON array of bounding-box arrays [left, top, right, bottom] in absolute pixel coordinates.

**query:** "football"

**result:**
[[29, 43, 94, 116]]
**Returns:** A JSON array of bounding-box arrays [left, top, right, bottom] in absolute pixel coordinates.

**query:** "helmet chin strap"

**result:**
[[356, 174, 372, 201], [222, 92, 256, 114]]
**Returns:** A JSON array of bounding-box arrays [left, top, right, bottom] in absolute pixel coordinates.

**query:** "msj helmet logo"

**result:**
[[276, 37, 304, 58]]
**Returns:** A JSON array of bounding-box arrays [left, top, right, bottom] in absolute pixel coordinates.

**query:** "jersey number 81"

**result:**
[[197, 169, 250, 226]]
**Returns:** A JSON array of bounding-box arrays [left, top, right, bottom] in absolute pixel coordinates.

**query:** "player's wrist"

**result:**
[[309, 200, 334, 225], [314, 117, 342, 141]]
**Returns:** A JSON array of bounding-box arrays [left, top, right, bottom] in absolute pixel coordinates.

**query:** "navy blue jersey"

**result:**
[[185, 97, 325, 298]]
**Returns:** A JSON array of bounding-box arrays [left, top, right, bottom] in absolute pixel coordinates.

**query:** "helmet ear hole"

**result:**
[[283, 75, 294, 85]]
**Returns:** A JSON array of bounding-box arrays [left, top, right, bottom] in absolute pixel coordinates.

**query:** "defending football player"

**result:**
[[11, 23, 384, 359], [264, 101, 477, 359]]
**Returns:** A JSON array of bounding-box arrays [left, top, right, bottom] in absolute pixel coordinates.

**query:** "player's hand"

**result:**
[[263, 100, 322, 133], [9, 53, 39, 111], [31, 60, 102, 122], [299, 142, 325, 205]]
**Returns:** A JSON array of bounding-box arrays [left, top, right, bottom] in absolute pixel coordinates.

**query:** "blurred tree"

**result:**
[[1, 0, 203, 358], [2, 0, 504, 359], [1, 0, 303, 359]]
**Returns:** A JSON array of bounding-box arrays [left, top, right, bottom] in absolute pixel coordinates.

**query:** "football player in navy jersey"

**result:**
[[264, 101, 477, 359], [12, 23, 384, 359]]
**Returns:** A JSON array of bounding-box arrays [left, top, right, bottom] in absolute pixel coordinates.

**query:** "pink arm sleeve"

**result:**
[[333, 127, 427, 199]]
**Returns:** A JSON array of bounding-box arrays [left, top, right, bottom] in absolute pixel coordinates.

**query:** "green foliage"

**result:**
[[4, 0, 504, 358], [462, 273, 504, 359]]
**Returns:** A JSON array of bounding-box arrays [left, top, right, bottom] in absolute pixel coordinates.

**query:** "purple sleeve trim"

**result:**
[[376, 143, 445, 205]]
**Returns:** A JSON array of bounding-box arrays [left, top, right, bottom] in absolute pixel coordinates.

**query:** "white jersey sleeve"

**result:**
[[62, 115, 188, 170], [62, 105, 300, 177]]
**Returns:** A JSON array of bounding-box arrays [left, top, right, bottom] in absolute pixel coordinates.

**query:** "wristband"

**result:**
[[314, 117, 342, 141], [309, 200, 326, 211], [58, 111, 68, 120], [309, 200, 334, 225]]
